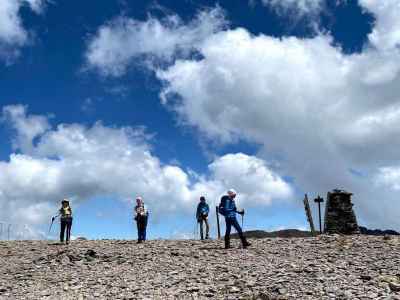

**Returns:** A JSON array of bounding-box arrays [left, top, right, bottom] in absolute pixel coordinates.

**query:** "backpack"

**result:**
[[218, 195, 229, 216]]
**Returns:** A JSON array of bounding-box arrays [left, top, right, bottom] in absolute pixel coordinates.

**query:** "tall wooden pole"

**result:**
[[216, 206, 221, 239], [303, 194, 316, 236], [314, 195, 324, 234]]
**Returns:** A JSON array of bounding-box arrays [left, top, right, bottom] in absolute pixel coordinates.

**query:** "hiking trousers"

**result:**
[[225, 217, 244, 239], [136, 216, 148, 242], [198, 216, 210, 239], [60, 217, 72, 243], [224, 216, 248, 248]]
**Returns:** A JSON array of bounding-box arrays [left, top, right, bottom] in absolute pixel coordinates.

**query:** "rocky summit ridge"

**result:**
[[1, 235, 400, 299]]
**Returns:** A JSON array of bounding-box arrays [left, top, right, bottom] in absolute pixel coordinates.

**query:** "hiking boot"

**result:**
[[224, 237, 231, 249], [242, 240, 251, 249]]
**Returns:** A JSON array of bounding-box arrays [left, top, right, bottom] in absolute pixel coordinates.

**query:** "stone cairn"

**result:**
[[324, 189, 359, 234]]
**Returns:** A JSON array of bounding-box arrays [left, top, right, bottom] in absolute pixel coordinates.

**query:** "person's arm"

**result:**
[[235, 203, 245, 215], [196, 204, 201, 219], [52, 214, 60, 222], [205, 204, 210, 215]]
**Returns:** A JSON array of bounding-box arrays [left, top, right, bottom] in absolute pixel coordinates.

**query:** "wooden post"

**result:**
[[216, 206, 221, 239], [303, 194, 316, 236], [314, 195, 324, 234]]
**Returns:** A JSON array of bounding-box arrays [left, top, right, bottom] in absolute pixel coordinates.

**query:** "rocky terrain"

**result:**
[[231, 229, 313, 239], [1, 235, 400, 299]]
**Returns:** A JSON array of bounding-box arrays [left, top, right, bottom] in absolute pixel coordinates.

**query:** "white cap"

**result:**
[[136, 196, 143, 201], [227, 189, 237, 195]]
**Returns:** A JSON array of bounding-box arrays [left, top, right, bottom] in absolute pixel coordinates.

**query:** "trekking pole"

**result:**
[[48, 216, 57, 234], [241, 209, 245, 229], [194, 219, 197, 240]]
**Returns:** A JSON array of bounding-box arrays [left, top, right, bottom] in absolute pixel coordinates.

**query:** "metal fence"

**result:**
[[0, 222, 30, 240]]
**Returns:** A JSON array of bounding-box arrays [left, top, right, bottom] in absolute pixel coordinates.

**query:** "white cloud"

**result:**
[[261, 0, 324, 17], [375, 166, 400, 191], [156, 25, 400, 228], [0, 105, 291, 236], [2, 104, 50, 153], [84, 1, 400, 230], [359, 0, 400, 51], [85, 7, 226, 76], [207, 153, 292, 205], [0, 0, 46, 61]]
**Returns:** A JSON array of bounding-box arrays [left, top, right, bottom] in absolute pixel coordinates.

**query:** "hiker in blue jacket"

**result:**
[[219, 189, 251, 249], [196, 196, 210, 240]]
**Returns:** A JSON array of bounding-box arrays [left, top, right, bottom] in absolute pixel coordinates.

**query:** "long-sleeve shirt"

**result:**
[[196, 202, 210, 219], [135, 204, 148, 218]]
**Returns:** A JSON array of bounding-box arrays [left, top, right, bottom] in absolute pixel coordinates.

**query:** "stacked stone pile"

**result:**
[[0, 235, 399, 299], [324, 189, 359, 234]]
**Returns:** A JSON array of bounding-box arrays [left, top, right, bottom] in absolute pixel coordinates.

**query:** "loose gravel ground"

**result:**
[[1, 235, 399, 299]]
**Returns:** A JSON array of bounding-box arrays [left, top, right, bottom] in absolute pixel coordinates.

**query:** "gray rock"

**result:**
[[389, 282, 400, 292]]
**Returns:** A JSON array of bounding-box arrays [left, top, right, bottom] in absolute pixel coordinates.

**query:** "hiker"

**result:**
[[134, 197, 149, 243], [56, 199, 73, 244], [196, 196, 210, 240], [219, 189, 251, 249]]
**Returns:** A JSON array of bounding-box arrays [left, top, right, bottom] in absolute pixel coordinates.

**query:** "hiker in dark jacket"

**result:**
[[57, 199, 73, 244], [134, 197, 149, 243], [219, 189, 251, 249], [196, 196, 210, 240]]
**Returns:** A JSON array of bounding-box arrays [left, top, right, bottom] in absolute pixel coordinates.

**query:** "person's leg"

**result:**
[[139, 225, 143, 242], [142, 217, 147, 241], [138, 218, 146, 242], [136, 220, 142, 242], [199, 219, 204, 240], [232, 218, 250, 248], [142, 228, 146, 241], [224, 218, 232, 249], [60, 220, 66, 243], [66, 219, 72, 244], [205, 218, 210, 239]]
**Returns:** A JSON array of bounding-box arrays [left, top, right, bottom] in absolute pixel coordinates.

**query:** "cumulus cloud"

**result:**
[[85, 7, 226, 76], [359, 0, 400, 51], [0, 0, 46, 61], [2, 104, 51, 153], [85, 1, 400, 229], [261, 0, 325, 18], [374, 166, 400, 191], [158, 37, 400, 228], [0, 105, 292, 237], [207, 153, 292, 205]]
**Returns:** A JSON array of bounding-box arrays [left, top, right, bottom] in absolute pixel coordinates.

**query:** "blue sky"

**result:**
[[1, 0, 400, 240]]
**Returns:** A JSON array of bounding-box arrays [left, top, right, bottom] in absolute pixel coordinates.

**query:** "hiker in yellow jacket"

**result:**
[[55, 199, 73, 244]]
